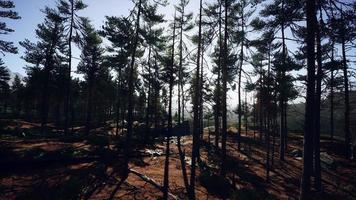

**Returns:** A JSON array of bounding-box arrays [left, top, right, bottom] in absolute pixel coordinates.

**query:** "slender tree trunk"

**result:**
[[253, 97, 256, 140], [341, 23, 352, 159], [314, 7, 323, 191], [154, 57, 160, 129], [163, 16, 176, 200], [40, 23, 59, 135], [330, 41, 334, 142], [178, 5, 185, 125], [215, 1, 223, 149], [146, 47, 152, 138], [220, 0, 228, 177], [64, 0, 75, 135], [300, 0, 316, 198], [189, 0, 203, 198], [198, 43, 204, 150], [115, 68, 122, 136], [124, 0, 142, 179], [259, 61, 263, 143], [237, 8, 244, 151], [279, 0, 286, 161], [272, 116, 276, 166], [177, 135, 190, 194], [266, 49, 272, 181], [85, 77, 93, 135]]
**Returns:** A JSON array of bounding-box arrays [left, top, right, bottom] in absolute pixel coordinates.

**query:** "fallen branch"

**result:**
[[129, 169, 179, 200]]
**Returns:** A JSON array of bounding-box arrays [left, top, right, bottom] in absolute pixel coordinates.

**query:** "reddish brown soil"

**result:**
[[0, 122, 355, 200]]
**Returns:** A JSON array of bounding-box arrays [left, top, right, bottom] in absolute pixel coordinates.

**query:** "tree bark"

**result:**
[[163, 15, 176, 200], [237, 7, 244, 151], [64, 0, 75, 135], [314, 6, 323, 191], [330, 41, 334, 142], [300, 0, 316, 198], [220, 0, 228, 177], [124, 0, 142, 179], [214, 1, 223, 149], [189, 0, 203, 198], [279, 0, 286, 161], [341, 22, 352, 159]]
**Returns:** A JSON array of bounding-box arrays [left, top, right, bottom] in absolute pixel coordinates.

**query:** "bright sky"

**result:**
[[1, 0, 354, 113], [2, 0, 205, 75]]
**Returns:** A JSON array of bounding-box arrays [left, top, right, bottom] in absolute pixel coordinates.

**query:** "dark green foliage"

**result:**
[[0, 0, 20, 54], [0, 59, 10, 90]]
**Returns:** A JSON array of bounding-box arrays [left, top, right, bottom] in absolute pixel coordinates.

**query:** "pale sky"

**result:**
[[2, 0, 355, 112], [2, 0, 206, 75]]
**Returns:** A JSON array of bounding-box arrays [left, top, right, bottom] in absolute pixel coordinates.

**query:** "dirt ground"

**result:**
[[0, 120, 356, 200]]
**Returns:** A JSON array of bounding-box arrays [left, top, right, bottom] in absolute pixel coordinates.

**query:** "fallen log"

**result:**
[[129, 169, 179, 200]]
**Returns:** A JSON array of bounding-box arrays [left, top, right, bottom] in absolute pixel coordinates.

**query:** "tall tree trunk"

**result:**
[[300, 0, 316, 198], [272, 116, 277, 166], [314, 6, 323, 191], [330, 41, 334, 142], [259, 59, 263, 142], [163, 16, 176, 200], [341, 20, 352, 159], [245, 92, 248, 137], [199, 43, 204, 146], [64, 0, 75, 135], [279, 0, 286, 161], [178, 4, 185, 125], [237, 8, 244, 151], [85, 77, 93, 135], [154, 57, 160, 129], [220, 0, 228, 177], [189, 0, 203, 198], [266, 48, 272, 181], [214, 1, 223, 148], [124, 0, 142, 179], [115, 68, 122, 136], [145, 47, 152, 138], [40, 23, 59, 135]]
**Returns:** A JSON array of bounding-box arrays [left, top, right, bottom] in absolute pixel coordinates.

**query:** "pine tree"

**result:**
[[300, 0, 316, 198], [0, 59, 10, 90], [101, 16, 133, 136], [34, 7, 65, 134], [162, 13, 177, 199], [57, 0, 87, 134], [255, 0, 304, 160], [77, 19, 103, 135], [190, 0, 203, 198], [175, 0, 193, 125], [11, 74, 24, 115], [0, 0, 20, 55]]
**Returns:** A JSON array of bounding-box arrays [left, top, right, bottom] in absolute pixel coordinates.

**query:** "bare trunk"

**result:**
[[124, 0, 142, 179], [330, 41, 334, 142], [237, 9, 244, 150], [342, 25, 352, 159], [214, 1, 223, 149], [189, 0, 203, 198], [314, 7, 323, 191], [220, 0, 228, 177], [64, 0, 75, 135], [279, 0, 286, 161], [163, 16, 176, 199], [300, 0, 316, 198]]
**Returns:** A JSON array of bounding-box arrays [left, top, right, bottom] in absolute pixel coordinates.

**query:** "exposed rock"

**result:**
[[320, 152, 336, 169], [290, 149, 303, 157], [144, 149, 163, 157]]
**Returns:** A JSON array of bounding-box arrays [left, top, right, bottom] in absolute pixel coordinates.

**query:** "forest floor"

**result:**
[[0, 119, 356, 200]]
